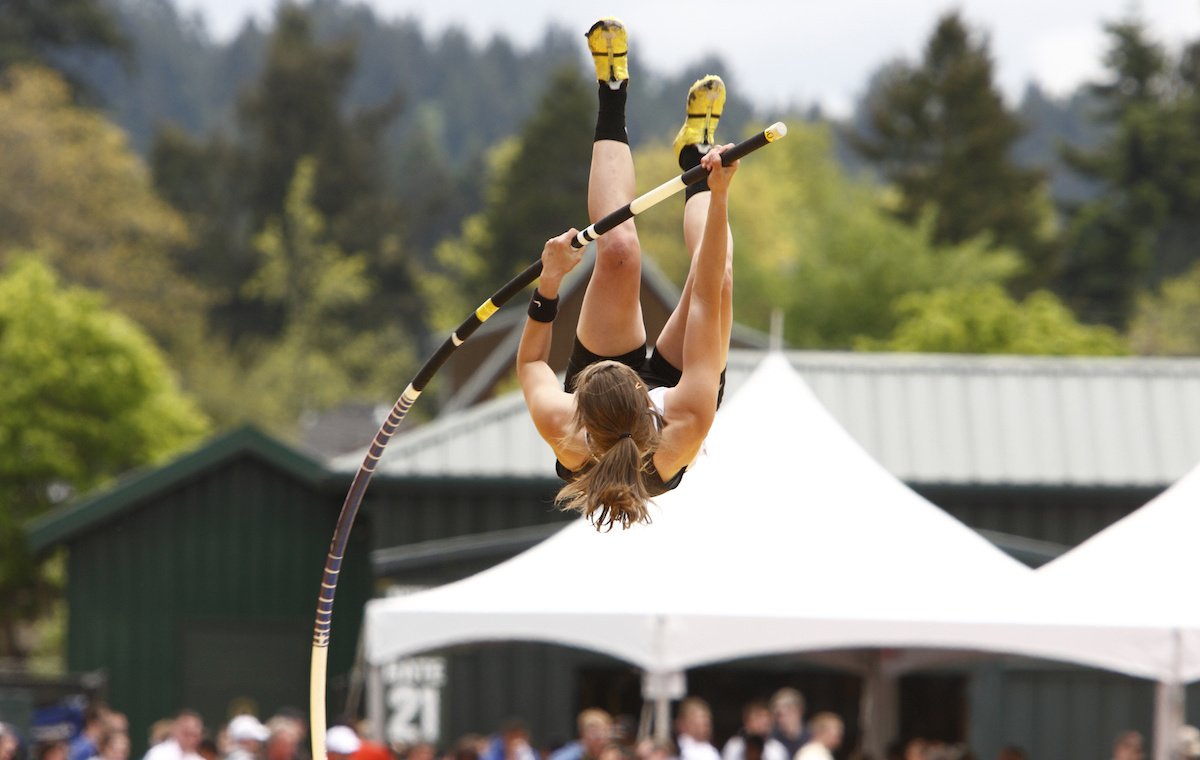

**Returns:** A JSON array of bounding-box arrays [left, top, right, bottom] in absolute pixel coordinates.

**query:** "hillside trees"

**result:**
[[147, 5, 421, 429], [848, 11, 1057, 289], [154, 5, 417, 342], [0, 64, 208, 358], [632, 120, 1023, 348], [0, 0, 125, 74]]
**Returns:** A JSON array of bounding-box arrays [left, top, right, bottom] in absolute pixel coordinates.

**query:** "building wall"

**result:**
[[969, 661, 1200, 760], [65, 455, 371, 755], [364, 479, 567, 556], [919, 485, 1162, 547]]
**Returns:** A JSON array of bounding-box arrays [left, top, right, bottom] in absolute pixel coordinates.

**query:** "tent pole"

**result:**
[[656, 697, 672, 744], [642, 669, 686, 746], [637, 701, 654, 744], [861, 651, 898, 760], [1153, 629, 1185, 760], [1153, 680, 1184, 760], [367, 663, 386, 742], [860, 657, 875, 758]]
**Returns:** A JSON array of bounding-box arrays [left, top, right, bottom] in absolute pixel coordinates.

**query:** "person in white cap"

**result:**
[[225, 717, 269, 760], [325, 727, 361, 760]]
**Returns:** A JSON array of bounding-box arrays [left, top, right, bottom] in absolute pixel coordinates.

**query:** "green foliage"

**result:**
[[246, 158, 372, 324], [237, 157, 415, 430], [0, 64, 210, 357], [0, 0, 126, 74], [239, 5, 397, 229], [153, 4, 422, 349], [478, 65, 593, 283], [858, 283, 1129, 355], [423, 65, 593, 323], [633, 120, 1022, 349], [0, 256, 210, 511], [1057, 16, 1200, 326], [848, 12, 1056, 287], [1128, 260, 1200, 355], [0, 256, 209, 655], [147, 4, 421, 433]]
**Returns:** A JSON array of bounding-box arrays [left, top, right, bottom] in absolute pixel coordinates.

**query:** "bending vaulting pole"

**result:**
[[309, 122, 788, 760]]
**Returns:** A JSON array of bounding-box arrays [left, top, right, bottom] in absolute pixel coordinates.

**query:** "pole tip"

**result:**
[[765, 122, 788, 141]]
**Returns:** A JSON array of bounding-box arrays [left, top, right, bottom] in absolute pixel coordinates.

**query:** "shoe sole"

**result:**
[[587, 19, 627, 83]]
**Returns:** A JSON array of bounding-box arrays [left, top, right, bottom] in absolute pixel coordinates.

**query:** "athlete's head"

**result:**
[[558, 360, 662, 530]]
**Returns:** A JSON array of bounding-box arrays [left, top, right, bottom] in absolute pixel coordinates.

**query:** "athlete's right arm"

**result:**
[[662, 146, 737, 464], [517, 230, 582, 446]]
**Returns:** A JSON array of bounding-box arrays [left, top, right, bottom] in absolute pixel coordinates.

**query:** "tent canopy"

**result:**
[[1037, 461, 1200, 683], [364, 354, 1175, 679]]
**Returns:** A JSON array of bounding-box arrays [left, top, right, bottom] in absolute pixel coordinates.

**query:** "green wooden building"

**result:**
[[25, 428, 372, 755]]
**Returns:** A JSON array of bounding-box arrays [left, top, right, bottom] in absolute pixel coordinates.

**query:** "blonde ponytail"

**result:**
[[556, 361, 662, 530]]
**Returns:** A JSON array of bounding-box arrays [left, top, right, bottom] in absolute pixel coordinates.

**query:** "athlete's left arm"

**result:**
[[517, 229, 583, 448]]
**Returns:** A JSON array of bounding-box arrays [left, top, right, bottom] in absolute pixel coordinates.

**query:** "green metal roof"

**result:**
[[25, 426, 331, 553]]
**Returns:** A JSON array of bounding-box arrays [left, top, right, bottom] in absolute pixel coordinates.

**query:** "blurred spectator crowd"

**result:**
[[2, 688, 1198, 760]]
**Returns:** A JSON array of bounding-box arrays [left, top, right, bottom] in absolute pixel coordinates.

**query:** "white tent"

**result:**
[[362, 354, 1178, 747], [1036, 462, 1200, 757], [365, 355, 1034, 665], [1037, 461, 1200, 680]]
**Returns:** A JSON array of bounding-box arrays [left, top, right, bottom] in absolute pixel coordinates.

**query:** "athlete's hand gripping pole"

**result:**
[[309, 121, 787, 760]]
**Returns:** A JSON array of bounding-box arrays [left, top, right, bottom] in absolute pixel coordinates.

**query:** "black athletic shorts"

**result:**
[[562, 337, 725, 409]]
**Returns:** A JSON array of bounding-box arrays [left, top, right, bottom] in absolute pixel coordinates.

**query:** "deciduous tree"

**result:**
[[632, 120, 1022, 349], [1128, 261, 1200, 355], [0, 64, 208, 355], [0, 257, 209, 658], [858, 283, 1129, 355]]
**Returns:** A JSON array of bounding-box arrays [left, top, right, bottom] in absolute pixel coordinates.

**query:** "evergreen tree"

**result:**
[[237, 4, 399, 240], [425, 63, 593, 320], [153, 3, 418, 345], [848, 12, 1055, 287], [480, 64, 593, 284], [239, 157, 415, 429], [1054, 16, 1200, 326], [0, 0, 126, 74]]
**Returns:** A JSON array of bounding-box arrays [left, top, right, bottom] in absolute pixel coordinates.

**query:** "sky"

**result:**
[[173, 0, 1200, 117]]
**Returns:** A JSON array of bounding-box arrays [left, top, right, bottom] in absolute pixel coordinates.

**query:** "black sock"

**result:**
[[678, 143, 710, 199], [594, 81, 629, 144]]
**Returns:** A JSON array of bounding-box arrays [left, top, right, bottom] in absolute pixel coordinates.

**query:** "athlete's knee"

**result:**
[[596, 228, 641, 273]]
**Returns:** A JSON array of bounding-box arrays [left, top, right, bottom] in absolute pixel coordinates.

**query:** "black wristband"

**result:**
[[528, 289, 559, 322]]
